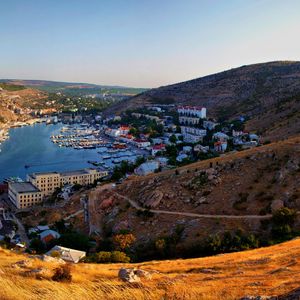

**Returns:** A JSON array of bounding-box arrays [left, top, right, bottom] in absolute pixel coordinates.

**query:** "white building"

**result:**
[[105, 126, 130, 137], [177, 106, 206, 119], [133, 139, 151, 148], [181, 126, 207, 143]]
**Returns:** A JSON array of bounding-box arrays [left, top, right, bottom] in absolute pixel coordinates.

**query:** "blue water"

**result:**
[[0, 123, 102, 182]]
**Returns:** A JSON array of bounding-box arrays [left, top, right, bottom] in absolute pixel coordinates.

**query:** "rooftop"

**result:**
[[29, 168, 99, 178], [9, 182, 40, 193]]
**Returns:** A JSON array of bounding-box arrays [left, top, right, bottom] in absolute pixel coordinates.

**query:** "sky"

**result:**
[[1, 0, 300, 88]]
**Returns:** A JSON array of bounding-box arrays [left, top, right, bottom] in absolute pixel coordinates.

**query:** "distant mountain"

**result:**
[[106, 61, 300, 140], [0, 79, 148, 96]]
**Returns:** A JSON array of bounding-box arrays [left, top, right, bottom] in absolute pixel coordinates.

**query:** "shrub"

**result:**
[[96, 251, 112, 263], [52, 265, 72, 282], [271, 207, 297, 240], [113, 233, 136, 251], [88, 251, 130, 263], [50, 250, 61, 258], [111, 251, 130, 263]]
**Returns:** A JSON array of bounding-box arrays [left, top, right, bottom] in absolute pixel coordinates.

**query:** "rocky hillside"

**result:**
[[106, 61, 300, 141], [0, 83, 48, 125], [1, 239, 300, 299], [88, 136, 300, 254]]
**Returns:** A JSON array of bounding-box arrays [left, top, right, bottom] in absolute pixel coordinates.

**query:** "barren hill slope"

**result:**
[[0, 83, 48, 125], [88, 136, 300, 253], [1, 239, 300, 299], [106, 61, 300, 140]]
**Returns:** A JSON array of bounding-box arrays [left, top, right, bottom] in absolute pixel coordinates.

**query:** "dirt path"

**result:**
[[114, 191, 272, 220]]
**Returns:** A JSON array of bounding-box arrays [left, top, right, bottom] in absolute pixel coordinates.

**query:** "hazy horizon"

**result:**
[[1, 0, 300, 88]]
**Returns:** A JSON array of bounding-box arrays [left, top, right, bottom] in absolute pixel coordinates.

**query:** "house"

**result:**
[[214, 141, 228, 152], [182, 146, 192, 153], [46, 245, 86, 263], [194, 144, 209, 153], [134, 161, 159, 176], [151, 144, 166, 156], [213, 132, 229, 141], [134, 139, 151, 148], [40, 230, 60, 244]]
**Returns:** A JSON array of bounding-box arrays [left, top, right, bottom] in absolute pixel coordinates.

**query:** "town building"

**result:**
[[105, 126, 130, 137], [181, 126, 207, 143], [27, 168, 108, 197], [40, 230, 61, 244], [133, 139, 151, 148], [214, 141, 228, 152], [177, 106, 207, 119], [8, 182, 43, 209], [213, 132, 230, 141], [151, 144, 166, 156], [179, 115, 201, 125]]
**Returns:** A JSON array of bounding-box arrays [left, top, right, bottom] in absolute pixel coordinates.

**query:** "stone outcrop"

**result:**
[[118, 268, 152, 283]]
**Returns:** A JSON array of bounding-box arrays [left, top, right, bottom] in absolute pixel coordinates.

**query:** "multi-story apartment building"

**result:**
[[27, 168, 108, 197], [177, 106, 207, 119], [181, 126, 207, 143], [179, 116, 201, 125], [8, 182, 42, 209]]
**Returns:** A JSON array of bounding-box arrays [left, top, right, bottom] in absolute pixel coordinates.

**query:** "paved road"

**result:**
[[113, 191, 272, 220], [12, 215, 30, 246]]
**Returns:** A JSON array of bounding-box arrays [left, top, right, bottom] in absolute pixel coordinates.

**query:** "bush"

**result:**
[[50, 250, 61, 258], [29, 238, 45, 254], [52, 265, 72, 282], [87, 251, 130, 263], [112, 233, 136, 251], [96, 251, 112, 263], [271, 207, 296, 240], [111, 251, 130, 263]]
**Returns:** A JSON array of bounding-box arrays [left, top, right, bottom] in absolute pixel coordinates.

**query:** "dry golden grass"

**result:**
[[1, 238, 300, 300]]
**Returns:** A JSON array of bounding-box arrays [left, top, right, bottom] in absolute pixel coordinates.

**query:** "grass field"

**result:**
[[1, 238, 300, 299]]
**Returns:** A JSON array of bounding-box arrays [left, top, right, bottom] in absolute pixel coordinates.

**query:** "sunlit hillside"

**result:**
[[1, 239, 300, 300]]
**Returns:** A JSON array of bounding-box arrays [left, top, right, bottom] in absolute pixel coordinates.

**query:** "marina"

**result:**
[[0, 122, 146, 182]]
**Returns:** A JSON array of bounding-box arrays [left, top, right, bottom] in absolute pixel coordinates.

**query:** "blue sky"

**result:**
[[1, 0, 300, 87]]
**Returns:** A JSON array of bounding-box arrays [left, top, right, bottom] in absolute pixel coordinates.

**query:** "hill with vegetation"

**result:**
[[1, 79, 147, 96], [106, 61, 300, 141], [1, 238, 300, 299]]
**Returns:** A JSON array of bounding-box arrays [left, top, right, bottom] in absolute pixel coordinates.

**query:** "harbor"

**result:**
[[0, 122, 147, 182]]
